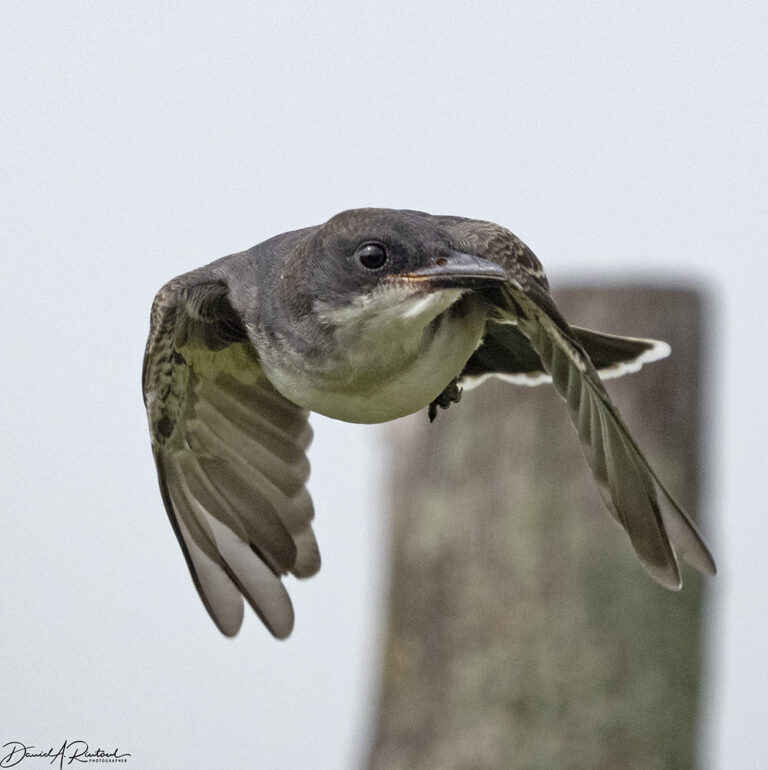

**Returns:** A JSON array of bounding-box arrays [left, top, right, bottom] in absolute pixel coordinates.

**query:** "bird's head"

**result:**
[[295, 208, 507, 327]]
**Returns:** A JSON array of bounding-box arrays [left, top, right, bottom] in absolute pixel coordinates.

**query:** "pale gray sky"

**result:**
[[1, 2, 766, 768]]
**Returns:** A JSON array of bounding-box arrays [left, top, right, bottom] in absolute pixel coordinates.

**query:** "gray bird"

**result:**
[[143, 208, 716, 638]]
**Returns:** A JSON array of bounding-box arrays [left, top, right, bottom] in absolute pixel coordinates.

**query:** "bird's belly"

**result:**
[[311, 338, 478, 424], [264, 306, 487, 424]]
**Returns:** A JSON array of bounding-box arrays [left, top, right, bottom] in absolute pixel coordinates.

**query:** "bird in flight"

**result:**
[[143, 208, 716, 638]]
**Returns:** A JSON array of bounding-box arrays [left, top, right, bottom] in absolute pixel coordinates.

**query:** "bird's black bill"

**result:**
[[398, 250, 508, 289]]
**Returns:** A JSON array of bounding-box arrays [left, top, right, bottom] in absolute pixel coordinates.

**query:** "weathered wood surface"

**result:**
[[366, 286, 709, 770]]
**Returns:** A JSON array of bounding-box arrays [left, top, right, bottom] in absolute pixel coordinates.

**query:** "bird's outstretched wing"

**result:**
[[143, 267, 319, 638], [446, 218, 716, 589]]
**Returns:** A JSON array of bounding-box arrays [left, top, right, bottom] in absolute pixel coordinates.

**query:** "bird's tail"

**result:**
[[571, 327, 671, 381], [460, 323, 671, 388]]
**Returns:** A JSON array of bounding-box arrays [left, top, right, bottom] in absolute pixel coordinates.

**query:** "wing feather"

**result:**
[[160, 456, 245, 636], [143, 269, 319, 637], [510, 287, 715, 585], [492, 282, 715, 590], [441, 210, 714, 583], [194, 387, 309, 497]]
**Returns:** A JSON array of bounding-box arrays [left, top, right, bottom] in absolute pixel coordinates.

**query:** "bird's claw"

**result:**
[[428, 378, 463, 422]]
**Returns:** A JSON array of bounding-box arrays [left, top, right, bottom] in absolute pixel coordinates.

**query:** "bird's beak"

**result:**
[[397, 251, 508, 289]]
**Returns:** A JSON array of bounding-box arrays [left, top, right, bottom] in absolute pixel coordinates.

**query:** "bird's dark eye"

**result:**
[[356, 242, 388, 270]]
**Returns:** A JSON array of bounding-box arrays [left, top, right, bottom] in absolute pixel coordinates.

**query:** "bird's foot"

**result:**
[[428, 378, 463, 422]]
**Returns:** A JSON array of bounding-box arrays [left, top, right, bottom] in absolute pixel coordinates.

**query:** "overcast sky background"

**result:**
[[2, 2, 766, 768]]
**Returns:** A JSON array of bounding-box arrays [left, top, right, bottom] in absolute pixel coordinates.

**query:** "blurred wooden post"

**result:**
[[366, 287, 709, 770]]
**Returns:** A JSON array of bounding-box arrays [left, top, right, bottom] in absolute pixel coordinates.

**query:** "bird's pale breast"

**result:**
[[259, 287, 488, 423]]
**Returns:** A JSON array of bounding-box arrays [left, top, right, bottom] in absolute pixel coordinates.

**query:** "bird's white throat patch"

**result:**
[[314, 283, 464, 331]]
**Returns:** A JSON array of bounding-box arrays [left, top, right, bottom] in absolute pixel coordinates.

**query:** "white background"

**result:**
[[1, 2, 766, 768]]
